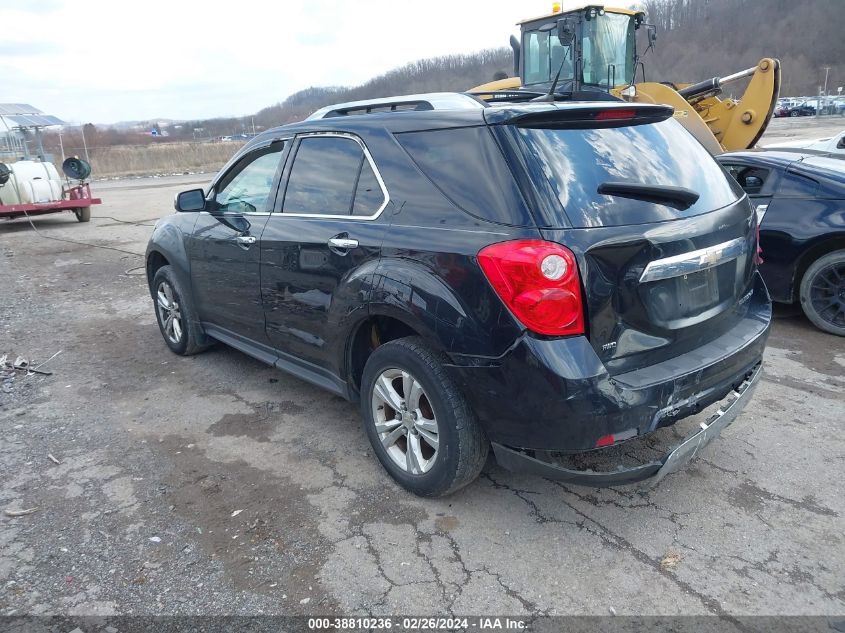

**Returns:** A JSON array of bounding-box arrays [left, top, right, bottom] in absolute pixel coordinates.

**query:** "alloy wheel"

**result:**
[[809, 261, 845, 329], [371, 368, 439, 475], [156, 281, 184, 344]]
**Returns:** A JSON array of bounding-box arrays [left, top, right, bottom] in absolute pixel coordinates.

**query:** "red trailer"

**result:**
[[0, 182, 101, 223], [1, 104, 102, 223]]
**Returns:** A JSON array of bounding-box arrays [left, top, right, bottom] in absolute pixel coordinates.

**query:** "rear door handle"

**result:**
[[235, 235, 256, 245], [327, 237, 359, 250]]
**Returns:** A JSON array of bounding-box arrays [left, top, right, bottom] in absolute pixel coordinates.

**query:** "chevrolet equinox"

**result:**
[[145, 93, 771, 496]]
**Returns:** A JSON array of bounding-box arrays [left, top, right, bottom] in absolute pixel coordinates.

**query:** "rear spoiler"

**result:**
[[484, 104, 674, 129]]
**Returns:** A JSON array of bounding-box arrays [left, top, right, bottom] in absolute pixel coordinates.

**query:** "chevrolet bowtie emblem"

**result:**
[[700, 247, 724, 266]]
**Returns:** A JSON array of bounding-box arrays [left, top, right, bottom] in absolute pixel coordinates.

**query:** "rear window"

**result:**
[[506, 118, 743, 228], [395, 126, 532, 226]]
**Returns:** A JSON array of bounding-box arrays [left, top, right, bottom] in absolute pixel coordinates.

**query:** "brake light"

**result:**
[[478, 240, 585, 336], [595, 109, 638, 121], [596, 434, 615, 448]]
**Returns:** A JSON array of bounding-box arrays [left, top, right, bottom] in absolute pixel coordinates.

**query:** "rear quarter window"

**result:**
[[505, 118, 744, 228], [778, 171, 819, 197], [395, 126, 532, 226]]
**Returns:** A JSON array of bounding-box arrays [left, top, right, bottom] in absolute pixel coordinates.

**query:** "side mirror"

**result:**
[[743, 176, 764, 193], [837, 136, 845, 149], [557, 18, 575, 46], [648, 25, 657, 45], [175, 188, 206, 212]]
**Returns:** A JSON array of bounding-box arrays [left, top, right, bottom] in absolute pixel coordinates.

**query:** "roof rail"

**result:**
[[306, 92, 486, 120]]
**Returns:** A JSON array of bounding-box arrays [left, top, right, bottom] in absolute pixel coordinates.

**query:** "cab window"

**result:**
[[214, 142, 285, 214]]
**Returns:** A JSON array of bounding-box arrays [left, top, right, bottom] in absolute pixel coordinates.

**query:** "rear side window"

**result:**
[[779, 171, 819, 197], [506, 118, 744, 228], [396, 126, 530, 225], [353, 161, 383, 216], [283, 135, 386, 216]]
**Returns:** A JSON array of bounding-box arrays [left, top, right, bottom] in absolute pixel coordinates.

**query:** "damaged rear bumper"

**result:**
[[491, 361, 762, 487]]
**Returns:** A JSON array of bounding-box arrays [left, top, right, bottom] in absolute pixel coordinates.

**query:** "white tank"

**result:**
[[0, 160, 63, 205]]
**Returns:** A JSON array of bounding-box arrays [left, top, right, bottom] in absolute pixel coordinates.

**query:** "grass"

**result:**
[[87, 141, 246, 179]]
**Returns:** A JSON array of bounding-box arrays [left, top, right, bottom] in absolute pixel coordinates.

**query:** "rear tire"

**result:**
[[152, 265, 213, 355], [74, 207, 90, 222], [799, 249, 845, 336], [361, 337, 488, 497]]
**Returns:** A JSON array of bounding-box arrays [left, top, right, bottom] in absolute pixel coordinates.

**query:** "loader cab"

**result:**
[[520, 5, 642, 92]]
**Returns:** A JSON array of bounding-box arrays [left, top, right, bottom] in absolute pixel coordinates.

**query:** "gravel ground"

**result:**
[[1, 147, 843, 621], [759, 115, 844, 146]]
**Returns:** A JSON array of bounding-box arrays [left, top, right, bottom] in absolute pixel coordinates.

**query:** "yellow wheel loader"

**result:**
[[470, 4, 780, 154]]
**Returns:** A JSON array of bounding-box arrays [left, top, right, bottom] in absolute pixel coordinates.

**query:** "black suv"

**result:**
[[146, 93, 771, 496]]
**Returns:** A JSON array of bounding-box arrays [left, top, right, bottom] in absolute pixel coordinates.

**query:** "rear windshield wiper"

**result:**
[[597, 182, 700, 210]]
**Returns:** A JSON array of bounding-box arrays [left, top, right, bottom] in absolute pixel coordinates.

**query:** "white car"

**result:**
[[765, 129, 845, 155]]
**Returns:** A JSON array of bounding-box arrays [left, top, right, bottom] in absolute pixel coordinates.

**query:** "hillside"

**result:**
[[242, 0, 844, 132], [72, 0, 844, 142], [642, 0, 843, 97], [252, 49, 513, 129]]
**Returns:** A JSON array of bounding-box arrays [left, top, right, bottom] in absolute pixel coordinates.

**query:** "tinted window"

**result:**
[[722, 163, 771, 195], [214, 143, 284, 213], [352, 160, 384, 216], [779, 170, 820, 197], [396, 126, 529, 225], [508, 118, 743, 228], [284, 136, 362, 215]]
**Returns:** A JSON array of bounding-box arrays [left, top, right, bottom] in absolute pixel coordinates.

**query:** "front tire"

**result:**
[[74, 207, 90, 222], [361, 337, 488, 497], [799, 249, 845, 336], [152, 265, 213, 354]]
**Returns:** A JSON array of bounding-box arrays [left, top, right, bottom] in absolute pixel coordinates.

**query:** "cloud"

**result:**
[[0, 0, 555, 123], [0, 42, 57, 56]]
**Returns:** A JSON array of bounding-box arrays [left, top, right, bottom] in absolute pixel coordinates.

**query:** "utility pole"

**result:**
[[58, 129, 65, 163], [821, 66, 831, 116], [79, 125, 90, 162]]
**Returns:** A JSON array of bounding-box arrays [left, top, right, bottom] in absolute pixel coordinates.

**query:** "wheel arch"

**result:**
[[145, 223, 192, 296], [791, 233, 845, 302], [345, 310, 436, 397]]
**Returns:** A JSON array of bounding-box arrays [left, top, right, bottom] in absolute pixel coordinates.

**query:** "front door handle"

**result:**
[[327, 237, 359, 250], [235, 235, 256, 245]]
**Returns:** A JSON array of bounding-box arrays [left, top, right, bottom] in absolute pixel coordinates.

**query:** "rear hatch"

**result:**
[[489, 104, 758, 374]]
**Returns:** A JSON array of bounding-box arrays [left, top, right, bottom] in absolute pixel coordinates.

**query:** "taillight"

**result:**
[[477, 240, 585, 336], [754, 204, 767, 265]]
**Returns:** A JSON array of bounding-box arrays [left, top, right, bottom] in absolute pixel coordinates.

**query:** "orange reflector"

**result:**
[[552, 2, 561, 13]]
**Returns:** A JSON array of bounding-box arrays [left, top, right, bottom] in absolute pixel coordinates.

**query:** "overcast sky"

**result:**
[[0, 0, 588, 125]]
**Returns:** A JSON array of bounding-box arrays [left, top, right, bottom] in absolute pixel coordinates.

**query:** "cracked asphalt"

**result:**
[[1, 167, 843, 618]]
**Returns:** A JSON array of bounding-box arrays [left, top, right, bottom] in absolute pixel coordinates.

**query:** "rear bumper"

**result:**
[[491, 361, 761, 487], [444, 271, 771, 478]]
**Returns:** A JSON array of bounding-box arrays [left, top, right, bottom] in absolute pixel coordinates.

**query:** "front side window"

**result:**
[[214, 142, 285, 213], [722, 164, 771, 196], [283, 136, 385, 216]]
